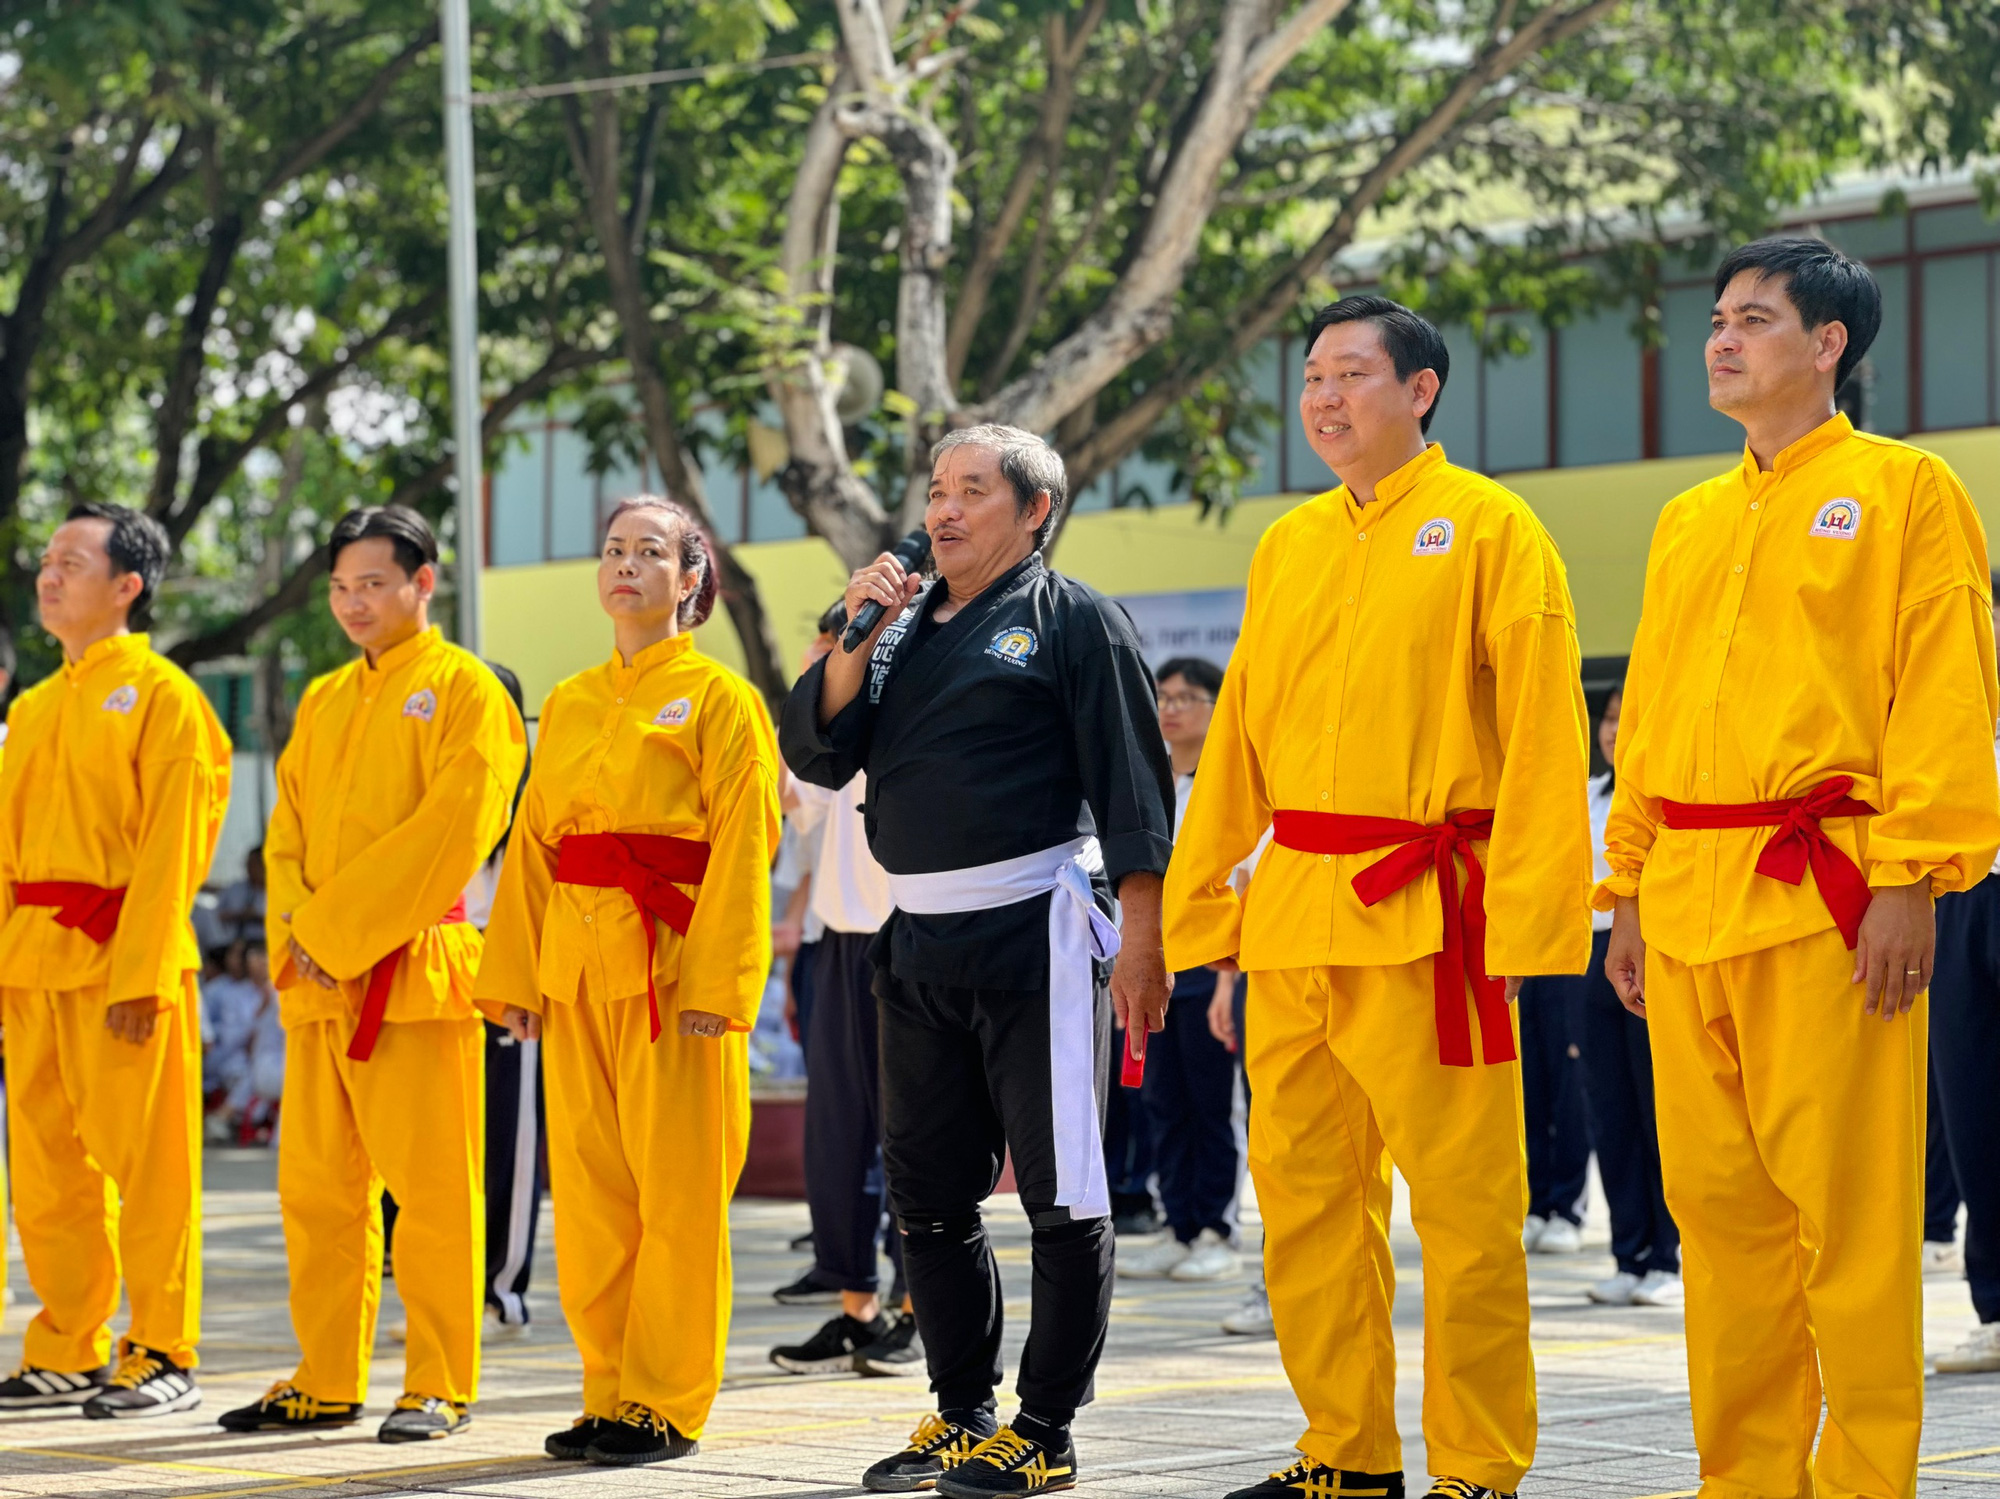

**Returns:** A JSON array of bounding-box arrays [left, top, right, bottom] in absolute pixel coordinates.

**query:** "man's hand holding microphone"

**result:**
[[817, 529, 930, 727]]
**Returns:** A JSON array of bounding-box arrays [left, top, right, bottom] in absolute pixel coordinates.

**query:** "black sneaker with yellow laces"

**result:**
[[0, 1363, 109, 1408], [935, 1424, 1078, 1498], [546, 1413, 618, 1460], [864, 1412, 996, 1492], [1224, 1460, 1406, 1499], [584, 1401, 697, 1465], [1422, 1481, 1512, 1499], [378, 1392, 471, 1442], [80, 1345, 200, 1420], [217, 1382, 364, 1432]]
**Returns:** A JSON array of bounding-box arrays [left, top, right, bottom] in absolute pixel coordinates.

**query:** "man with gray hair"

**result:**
[[782, 424, 1174, 1498]]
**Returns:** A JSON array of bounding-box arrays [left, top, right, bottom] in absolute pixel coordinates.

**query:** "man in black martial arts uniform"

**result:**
[[781, 424, 1175, 1499]]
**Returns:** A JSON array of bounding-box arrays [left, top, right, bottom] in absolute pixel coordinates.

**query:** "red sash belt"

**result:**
[[14, 881, 126, 944], [1272, 809, 1513, 1068], [1660, 775, 1878, 948], [348, 896, 470, 1061], [554, 832, 711, 1041]]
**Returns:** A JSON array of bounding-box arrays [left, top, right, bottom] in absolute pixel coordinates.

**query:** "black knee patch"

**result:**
[[1025, 1207, 1109, 1238]]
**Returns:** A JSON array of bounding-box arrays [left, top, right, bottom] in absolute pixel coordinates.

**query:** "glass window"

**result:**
[[488, 425, 546, 566], [1483, 318, 1549, 473], [1237, 339, 1283, 497], [1658, 284, 1741, 458], [547, 426, 598, 560], [1556, 306, 1643, 466], [1816, 212, 1907, 259], [1426, 324, 1481, 471], [1920, 252, 1993, 431], [1915, 202, 2000, 254], [1862, 261, 1910, 435]]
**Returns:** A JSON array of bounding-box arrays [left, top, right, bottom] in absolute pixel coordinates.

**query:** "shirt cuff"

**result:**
[[1590, 874, 1639, 911], [1100, 831, 1173, 889], [1865, 858, 1962, 897]]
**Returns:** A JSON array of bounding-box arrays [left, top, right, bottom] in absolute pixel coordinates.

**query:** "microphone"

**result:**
[[841, 528, 932, 652]]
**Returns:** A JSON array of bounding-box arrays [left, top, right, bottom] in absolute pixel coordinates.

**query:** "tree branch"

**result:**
[[256, 25, 439, 197]]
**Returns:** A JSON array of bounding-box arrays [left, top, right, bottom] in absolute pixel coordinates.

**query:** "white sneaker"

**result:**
[[1533, 1217, 1583, 1254], [1630, 1269, 1684, 1307], [1221, 1283, 1275, 1337], [1169, 1229, 1239, 1281], [1923, 1239, 1965, 1276], [1522, 1215, 1548, 1252], [1934, 1322, 2000, 1373], [385, 1319, 407, 1344], [484, 1307, 531, 1344], [1117, 1235, 1193, 1278], [1588, 1271, 1640, 1305]]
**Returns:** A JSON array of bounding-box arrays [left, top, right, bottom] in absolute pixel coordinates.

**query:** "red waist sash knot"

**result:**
[[14, 881, 126, 945], [1659, 776, 1878, 948], [348, 896, 470, 1061], [554, 832, 712, 1040], [1272, 809, 1512, 1068]]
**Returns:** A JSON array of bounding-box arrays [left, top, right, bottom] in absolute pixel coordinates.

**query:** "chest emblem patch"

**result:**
[[101, 684, 138, 715], [1412, 518, 1455, 555], [987, 627, 1039, 667], [1810, 498, 1862, 539], [654, 697, 693, 727], [402, 688, 438, 722]]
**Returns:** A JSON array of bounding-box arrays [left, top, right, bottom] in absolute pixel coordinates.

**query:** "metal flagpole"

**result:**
[[441, 0, 483, 653]]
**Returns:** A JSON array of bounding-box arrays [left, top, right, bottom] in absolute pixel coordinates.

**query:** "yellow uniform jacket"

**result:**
[[265, 627, 526, 1029], [0, 633, 231, 1004], [1596, 414, 2000, 963], [1166, 443, 1593, 978], [475, 633, 780, 1030]]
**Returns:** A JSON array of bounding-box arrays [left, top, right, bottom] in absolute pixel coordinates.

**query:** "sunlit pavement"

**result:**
[[0, 1148, 1991, 1498]]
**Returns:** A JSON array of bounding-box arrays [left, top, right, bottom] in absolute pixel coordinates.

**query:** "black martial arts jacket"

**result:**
[[780, 552, 1174, 990]]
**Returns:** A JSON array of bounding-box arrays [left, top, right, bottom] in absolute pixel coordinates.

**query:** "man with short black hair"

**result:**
[[220, 505, 525, 1442], [1602, 237, 2000, 1496], [1167, 297, 1593, 1499], [0, 502, 231, 1418], [783, 424, 1174, 1497]]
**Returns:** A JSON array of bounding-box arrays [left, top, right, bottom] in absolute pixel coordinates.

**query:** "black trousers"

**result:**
[[806, 931, 903, 1294], [1518, 971, 1591, 1224], [1932, 881, 2000, 1322], [1926, 1056, 1962, 1243], [1141, 968, 1241, 1243], [484, 1020, 546, 1324], [1102, 1031, 1155, 1216], [879, 968, 1114, 1421], [1572, 929, 1679, 1276]]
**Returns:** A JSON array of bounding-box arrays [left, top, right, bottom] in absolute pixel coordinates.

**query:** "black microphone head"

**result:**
[[893, 527, 932, 570]]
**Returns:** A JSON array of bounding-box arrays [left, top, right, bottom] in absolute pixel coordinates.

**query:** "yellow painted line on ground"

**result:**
[[168, 1451, 552, 1499], [1923, 1445, 2000, 1463], [1533, 1333, 1685, 1355], [1625, 1489, 1699, 1498], [1919, 1470, 2000, 1481], [0, 1442, 298, 1480]]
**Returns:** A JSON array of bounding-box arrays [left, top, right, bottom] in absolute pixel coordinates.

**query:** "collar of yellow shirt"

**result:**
[[610, 631, 696, 675], [61, 631, 152, 681], [1730, 411, 1853, 485], [363, 624, 444, 676], [1335, 440, 1449, 522]]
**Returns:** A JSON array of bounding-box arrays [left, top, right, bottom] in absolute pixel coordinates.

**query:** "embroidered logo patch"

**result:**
[[101, 685, 137, 715], [1810, 498, 1862, 539], [402, 688, 438, 722], [653, 697, 693, 727], [987, 627, 1039, 667], [1412, 518, 1455, 555]]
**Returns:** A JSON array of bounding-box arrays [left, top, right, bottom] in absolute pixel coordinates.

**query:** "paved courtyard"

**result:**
[[0, 1148, 1991, 1498]]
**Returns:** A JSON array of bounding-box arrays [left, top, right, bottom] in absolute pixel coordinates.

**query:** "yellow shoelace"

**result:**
[[971, 1428, 1037, 1467], [613, 1400, 666, 1433], [109, 1349, 165, 1389]]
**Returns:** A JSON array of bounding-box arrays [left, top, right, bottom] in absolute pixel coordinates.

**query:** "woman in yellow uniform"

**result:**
[[475, 495, 779, 1467]]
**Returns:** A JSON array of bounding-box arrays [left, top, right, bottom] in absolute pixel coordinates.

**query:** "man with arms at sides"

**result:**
[[219, 506, 526, 1442], [1166, 298, 1593, 1499], [0, 503, 230, 1419], [1601, 238, 2000, 1499], [782, 425, 1174, 1498]]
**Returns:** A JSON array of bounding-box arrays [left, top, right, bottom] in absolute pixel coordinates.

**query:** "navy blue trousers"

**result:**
[[805, 930, 903, 1294], [1518, 970, 1591, 1225], [1140, 968, 1242, 1243], [484, 1021, 546, 1323], [1926, 1056, 1961, 1242], [1931, 881, 2000, 1322], [1104, 1028, 1156, 1217]]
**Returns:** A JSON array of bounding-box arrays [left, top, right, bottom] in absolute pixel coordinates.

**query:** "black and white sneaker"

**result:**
[[936, 1425, 1078, 1498], [772, 1269, 843, 1305], [1225, 1460, 1406, 1499], [1423, 1481, 1513, 1499], [378, 1393, 471, 1442], [80, 1346, 200, 1420], [855, 1311, 925, 1376], [771, 1313, 887, 1374], [0, 1363, 110, 1408], [863, 1413, 995, 1492]]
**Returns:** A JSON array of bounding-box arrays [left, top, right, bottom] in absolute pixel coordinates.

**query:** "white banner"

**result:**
[[1112, 587, 1248, 670]]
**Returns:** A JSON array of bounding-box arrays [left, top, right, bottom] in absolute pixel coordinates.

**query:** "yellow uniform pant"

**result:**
[[1648, 927, 1924, 1499], [3, 980, 202, 1372], [543, 994, 749, 1436], [277, 1016, 484, 1405], [1248, 962, 1534, 1489]]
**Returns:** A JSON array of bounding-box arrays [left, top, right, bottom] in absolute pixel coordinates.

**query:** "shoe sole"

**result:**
[[853, 1356, 923, 1377], [865, 1470, 942, 1492], [82, 1388, 203, 1420], [585, 1440, 698, 1466], [772, 1293, 843, 1306], [1935, 1361, 2000, 1374], [771, 1353, 862, 1375], [0, 1391, 102, 1408], [380, 1418, 471, 1443], [935, 1476, 1075, 1498], [219, 1414, 363, 1432]]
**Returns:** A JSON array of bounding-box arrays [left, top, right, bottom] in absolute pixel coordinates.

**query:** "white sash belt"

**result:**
[[887, 836, 1118, 1219]]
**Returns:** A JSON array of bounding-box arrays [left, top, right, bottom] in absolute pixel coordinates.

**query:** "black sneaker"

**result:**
[[773, 1269, 843, 1305], [0, 1363, 109, 1408], [936, 1425, 1078, 1498], [217, 1381, 365, 1431], [855, 1310, 925, 1376], [1226, 1462, 1407, 1499], [1423, 1482, 1511, 1499], [546, 1414, 617, 1460], [378, 1393, 471, 1442], [790, 1229, 816, 1251], [864, 1413, 995, 1492], [771, 1312, 888, 1374], [585, 1401, 697, 1465], [80, 1346, 200, 1420]]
